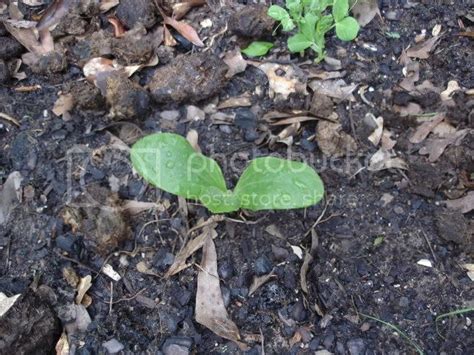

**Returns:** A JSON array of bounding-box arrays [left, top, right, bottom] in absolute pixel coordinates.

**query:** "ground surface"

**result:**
[[0, 1, 473, 354]]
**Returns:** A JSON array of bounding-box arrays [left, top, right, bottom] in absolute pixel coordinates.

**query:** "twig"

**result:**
[[109, 281, 113, 315], [304, 197, 331, 237], [420, 229, 437, 263], [55, 251, 99, 273], [0, 112, 20, 127]]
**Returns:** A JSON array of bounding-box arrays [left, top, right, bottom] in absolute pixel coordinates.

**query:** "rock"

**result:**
[[347, 338, 366, 355], [9, 131, 38, 171], [218, 259, 234, 280], [290, 299, 307, 322], [435, 210, 473, 248], [0, 59, 10, 84], [244, 129, 259, 142], [149, 52, 228, 104], [229, 4, 274, 38], [104, 71, 151, 119], [57, 304, 91, 335], [30, 51, 68, 74], [186, 105, 205, 121], [160, 110, 180, 121], [254, 255, 272, 275], [116, 0, 158, 29], [68, 81, 105, 111], [0, 289, 62, 354], [162, 336, 193, 355], [0, 36, 23, 60], [61, 184, 132, 256], [310, 93, 334, 117], [103, 338, 125, 354], [234, 108, 257, 129], [271, 245, 289, 260]]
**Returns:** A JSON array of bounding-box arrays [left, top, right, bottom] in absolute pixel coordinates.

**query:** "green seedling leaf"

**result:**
[[300, 12, 318, 40], [131, 134, 325, 214], [385, 31, 400, 39], [335, 16, 359, 41], [373, 236, 384, 247], [287, 33, 313, 52], [268, 5, 290, 21], [241, 41, 274, 57], [234, 157, 324, 211], [332, 0, 349, 22]]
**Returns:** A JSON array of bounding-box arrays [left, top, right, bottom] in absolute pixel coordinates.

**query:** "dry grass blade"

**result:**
[[195, 236, 249, 350]]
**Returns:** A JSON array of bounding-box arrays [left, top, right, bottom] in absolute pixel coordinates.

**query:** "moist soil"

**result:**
[[1, 1, 473, 354]]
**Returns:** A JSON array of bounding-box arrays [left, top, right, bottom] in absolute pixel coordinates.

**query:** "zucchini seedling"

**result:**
[[131, 133, 324, 213]]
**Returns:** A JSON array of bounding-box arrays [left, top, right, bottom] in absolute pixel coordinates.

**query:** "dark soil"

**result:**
[[1, 1, 473, 354]]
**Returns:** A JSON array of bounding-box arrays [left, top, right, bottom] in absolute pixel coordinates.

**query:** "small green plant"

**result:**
[[241, 41, 274, 57], [131, 133, 324, 213], [268, 0, 360, 62]]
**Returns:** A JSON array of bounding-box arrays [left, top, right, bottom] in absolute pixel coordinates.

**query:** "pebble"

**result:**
[[219, 125, 232, 134], [347, 338, 366, 355], [186, 105, 205, 121], [244, 129, 259, 142], [160, 110, 180, 121], [290, 299, 307, 322], [218, 259, 234, 280], [271, 244, 289, 261], [162, 336, 193, 355], [234, 108, 256, 130], [102, 339, 124, 354], [254, 255, 272, 275]]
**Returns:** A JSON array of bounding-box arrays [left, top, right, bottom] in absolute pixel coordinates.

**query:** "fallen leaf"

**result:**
[[101, 264, 121, 281], [217, 94, 252, 109], [300, 229, 318, 294], [444, 191, 474, 214], [163, 16, 204, 47], [406, 36, 440, 59], [440, 80, 461, 101], [55, 331, 69, 355], [196, 236, 249, 350], [36, 0, 71, 31], [252, 62, 307, 100], [108, 16, 126, 37], [368, 149, 408, 171], [166, 221, 218, 277], [186, 129, 201, 153], [308, 79, 357, 101], [0, 171, 23, 225], [52, 93, 74, 120], [381, 129, 396, 149], [409, 112, 445, 144], [393, 102, 423, 117], [399, 59, 420, 91], [75, 275, 92, 305], [0, 293, 21, 317], [122, 200, 162, 215], [223, 48, 248, 78], [172, 0, 206, 20], [316, 120, 357, 157], [249, 270, 276, 296], [269, 122, 300, 147], [136, 261, 161, 277], [418, 129, 470, 162], [351, 0, 381, 27]]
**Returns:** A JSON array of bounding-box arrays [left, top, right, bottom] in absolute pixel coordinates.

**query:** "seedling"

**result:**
[[131, 133, 324, 213], [268, 0, 360, 62]]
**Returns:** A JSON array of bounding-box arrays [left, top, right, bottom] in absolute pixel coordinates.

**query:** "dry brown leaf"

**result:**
[[393, 102, 423, 117], [218, 95, 251, 109], [100, 0, 120, 12], [308, 79, 357, 101], [163, 24, 178, 46], [55, 331, 69, 355], [269, 122, 300, 147], [163, 16, 204, 47], [300, 229, 318, 294], [351, 0, 381, 26], [249, 270, 276, 296], [122, 200, 163, 215], [3, 20, 53, 57], [186, 129, 201, 153], [136, 261, 161, 277], [399, 60, 420, 91], [305, 68, 345, 80], [409, 112, 445, 144], [36, 0, 71, 31], [440, 80, 461, 101], [419, 129, 470, 162], [381, 129, 396, 150], [165, 222, 218, 277], [172, 0, 206, 20], [75, 275, 92, 305], [52, 93, 74, 120], [406, 36, 440, 59], [196, 236, 249, 350], [316, 120, 357, 157], [368, 149, 408, 171], [252, 62, 307, 100], [444, 191, 474, 214], [366, 113, 384, 146], [223, 48, 247, 78], [108, 16, 126, 37]]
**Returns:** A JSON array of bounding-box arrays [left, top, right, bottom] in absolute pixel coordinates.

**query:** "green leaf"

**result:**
[[285, 0, 302, 19], [234, 157, 324, 211], [317, 15, 334, 35], [281, 17, 296, 31], [373, 236, 384, 247], [241, 41, 274, 57], [300, 12, 318, 40], [287, 33, 313, 52], [332, 0, 349, 22], [131, 133, 233, 213], [268, 5, 289, 21], [335, 16, 359, 41]]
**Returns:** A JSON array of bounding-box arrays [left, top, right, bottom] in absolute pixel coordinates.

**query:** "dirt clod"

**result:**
[[116, 0, 158, 29], [435, 209, 473, 249], [30, 51, 67, 74], [229, 4, 274, 38], [0, 59, 10, 83], [0, 36, 23, 60], [149, 52, 228, 104]]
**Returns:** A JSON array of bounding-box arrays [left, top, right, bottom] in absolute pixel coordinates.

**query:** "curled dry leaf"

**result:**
[[300, 229, 318, 294], [269, 122, 300, 147], [186, 129, 201, 153], [251, 62, 307, 100], [163, 16, 204, 47], [309, 79, 357, 101], [165, 222, 218, 277], [217, 95, 252, 109], [351, 0, 381, 27], [368, 149, 408, 171], [409, 113, 445, 144], [406, 35, 440, 59], [365, 113, 384, 146], [196, 236, 249, 350], [52, 93, 74, 120], [223, 48, 247, 78], [0, 171, 23, 225], [108, 16, 126, 37], [75, 275, 92, 305], [440, 80, 461, 101], [444, 191, 474, 214]]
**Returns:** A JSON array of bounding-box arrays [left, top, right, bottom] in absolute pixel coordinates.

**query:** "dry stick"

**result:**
[[304, 197, 331, 237], [55, 251, 99, 273], [420, 229, 437, 263], [0, 112, 20, 127]]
